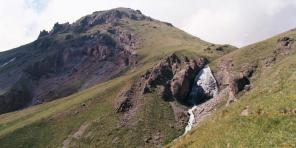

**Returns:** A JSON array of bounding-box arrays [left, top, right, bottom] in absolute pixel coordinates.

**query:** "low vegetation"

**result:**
[[2, 8, 295, 148], [169, 30, 296, 147]]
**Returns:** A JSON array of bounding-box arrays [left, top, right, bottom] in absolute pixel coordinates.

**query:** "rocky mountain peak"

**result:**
[[37, 8, 150, 38], [72, 7, 150, 32], [0, 8, 146, 114]]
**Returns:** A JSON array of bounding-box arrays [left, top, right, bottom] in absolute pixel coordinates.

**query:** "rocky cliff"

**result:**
[[0, 8, 149, 114]]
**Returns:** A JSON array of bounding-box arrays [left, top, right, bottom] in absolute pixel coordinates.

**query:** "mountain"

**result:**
[[0, 8, 235, 147], [0, 7, 295, 148], [0, 8, 150, 114]]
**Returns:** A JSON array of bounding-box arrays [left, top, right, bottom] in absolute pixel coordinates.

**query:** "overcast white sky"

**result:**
[[1, 0, 296, 51]]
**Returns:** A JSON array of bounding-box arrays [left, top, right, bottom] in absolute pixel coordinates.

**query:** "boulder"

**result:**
[[116, 98, 133, 113], [278, 37, 294, 47]]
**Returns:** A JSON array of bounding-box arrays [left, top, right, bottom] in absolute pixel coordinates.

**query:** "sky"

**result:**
[[1, 0, 296, 51]]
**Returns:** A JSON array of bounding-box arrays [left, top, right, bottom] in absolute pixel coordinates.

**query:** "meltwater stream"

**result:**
[[184, 106, 198, 134], [184, 65, 218, 135]]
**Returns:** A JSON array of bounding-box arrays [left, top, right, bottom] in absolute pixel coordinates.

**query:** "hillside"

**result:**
[[0, 8, 235, 147], [170, 29, 296, 147], [2, 7, 294, 148]]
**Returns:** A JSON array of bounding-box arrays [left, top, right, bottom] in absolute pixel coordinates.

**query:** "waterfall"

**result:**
[[184, 65, 218, 135]]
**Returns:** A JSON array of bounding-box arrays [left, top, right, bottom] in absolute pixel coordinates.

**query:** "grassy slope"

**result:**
[[170, 30, 296, 147], [0, 20, 232, 148]]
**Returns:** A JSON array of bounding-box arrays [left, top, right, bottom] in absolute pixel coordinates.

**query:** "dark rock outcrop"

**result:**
[[38, 30, 49, 38], [116, 54, 207, 116], [50, 22, 71, 35], [171, 58, 205, 104], [264, 37, 295, 67], [141, 54, 206, 104], [216, 59, 255, 104], [117, 98, 133, 113], [278, 37, 294, 48], [275, 36, 295, 56]]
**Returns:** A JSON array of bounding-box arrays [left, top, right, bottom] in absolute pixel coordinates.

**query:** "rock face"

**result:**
[[0, 8, 147, 114], [215, 59, 254, 104], [189, 66, 218, 104], [116, 54, 207, 120], [142, 54, 206, 104], [115, 54, 208, 141], [72, 8, 150, 32], [170, 57, 204, 104]]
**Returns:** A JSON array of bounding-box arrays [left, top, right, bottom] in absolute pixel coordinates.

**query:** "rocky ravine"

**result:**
[[116, 54, 206, 138], [116, 53, 253, 138], [115, 53, 255, 139]]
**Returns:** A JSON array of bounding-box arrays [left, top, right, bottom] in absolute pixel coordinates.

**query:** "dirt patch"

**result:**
[[240, 106, 250, 117], [115, 78, 145, 126], [62, 122, 91, 148]]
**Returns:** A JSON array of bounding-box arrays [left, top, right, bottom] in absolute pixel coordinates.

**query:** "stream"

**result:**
[[184, 106, 198, 134]]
